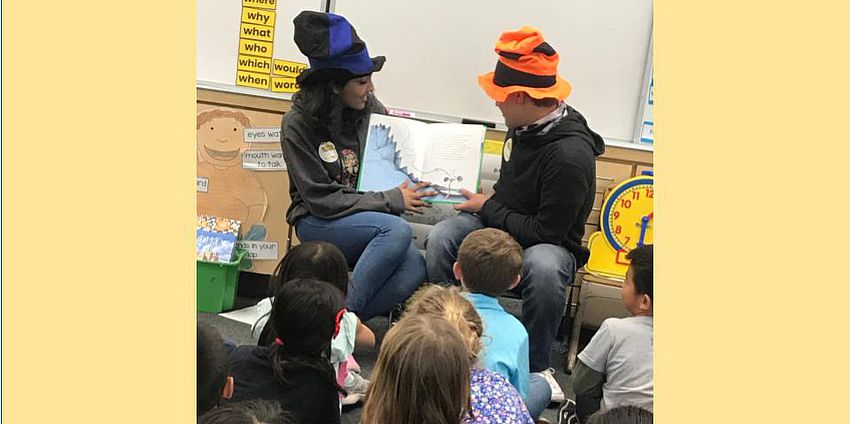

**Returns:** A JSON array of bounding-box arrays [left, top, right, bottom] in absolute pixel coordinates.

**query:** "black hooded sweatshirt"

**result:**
[[480, 105, 605, 267]]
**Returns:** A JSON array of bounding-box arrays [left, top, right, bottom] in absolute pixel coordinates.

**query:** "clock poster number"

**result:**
[[604, 180, 654, 252]]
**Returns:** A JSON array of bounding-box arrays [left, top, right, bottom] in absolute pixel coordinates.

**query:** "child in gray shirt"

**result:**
[[573, 245, 654, 421]]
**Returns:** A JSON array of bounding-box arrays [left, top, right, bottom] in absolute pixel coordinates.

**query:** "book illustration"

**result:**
[[359, 122, 417, 191], [358, 114, 484, 204], [424, 167, 465, 199], [197, 215, 242, 263]]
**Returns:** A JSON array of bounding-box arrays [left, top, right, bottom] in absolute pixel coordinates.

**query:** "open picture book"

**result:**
[[357, 113, 485, 203]]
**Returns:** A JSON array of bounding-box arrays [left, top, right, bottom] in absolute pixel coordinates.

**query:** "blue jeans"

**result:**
[[296, 211, 426, 321], [425, 212, 575, 372], [528, 373, 553, 420]]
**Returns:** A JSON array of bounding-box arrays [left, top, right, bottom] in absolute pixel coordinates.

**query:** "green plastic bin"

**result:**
[[197, 249, 247, 313]]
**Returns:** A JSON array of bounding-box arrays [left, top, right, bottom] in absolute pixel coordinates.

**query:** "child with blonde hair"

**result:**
[[407, 284, 535, 424], [361, 314, 471, 424]]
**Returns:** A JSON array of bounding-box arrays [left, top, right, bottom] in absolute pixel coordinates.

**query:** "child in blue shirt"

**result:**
[[453, 228, 551, 420]]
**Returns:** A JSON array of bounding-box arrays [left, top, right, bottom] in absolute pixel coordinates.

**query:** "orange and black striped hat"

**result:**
[[478, 27, 571, 102]]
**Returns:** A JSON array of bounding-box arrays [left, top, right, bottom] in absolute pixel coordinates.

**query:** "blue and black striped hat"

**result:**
[[293, 11, 386, 85]]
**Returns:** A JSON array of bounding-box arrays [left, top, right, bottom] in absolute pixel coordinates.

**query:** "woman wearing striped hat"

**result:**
[[280, 11, 431, 322]]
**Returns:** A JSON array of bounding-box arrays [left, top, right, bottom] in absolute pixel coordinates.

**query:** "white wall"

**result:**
[[334, 0, 653, 141]]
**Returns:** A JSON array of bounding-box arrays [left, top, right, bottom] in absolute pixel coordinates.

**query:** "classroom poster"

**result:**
[[196, 104, 291, 274]]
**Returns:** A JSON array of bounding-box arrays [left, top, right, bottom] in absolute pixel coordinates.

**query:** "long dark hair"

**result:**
[[197, 322, 229, 416], [258, 241, 349, 346], [291, 78, 375, 142], [267, 278, 346, 395], [268, 241, 350, 295]]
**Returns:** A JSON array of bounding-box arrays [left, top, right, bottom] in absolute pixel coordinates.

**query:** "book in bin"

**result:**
[[197, 214, 241, 263]]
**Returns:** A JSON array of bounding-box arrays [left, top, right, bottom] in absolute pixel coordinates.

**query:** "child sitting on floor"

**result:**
[[252, 241, 375, 406], [362, 314, 472, 424], [572, 245, 654, 421], [406, 284, 535, 424], [453, 228, 551, 420], [227, 278, 346, 424]]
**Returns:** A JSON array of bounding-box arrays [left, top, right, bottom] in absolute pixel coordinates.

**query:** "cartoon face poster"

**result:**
[[196, 108, 269, 268]]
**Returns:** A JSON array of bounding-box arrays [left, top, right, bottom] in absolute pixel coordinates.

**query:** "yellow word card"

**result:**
[[236, 70, 271, 90], [242, 0, 277, 11], [240, 22, 274, 42], [272, 60, 307, 78], [239, 38, 274, 58], [241, 7, 275, 26], [271, 76, 300, 93], [237, 55, 272, 74]]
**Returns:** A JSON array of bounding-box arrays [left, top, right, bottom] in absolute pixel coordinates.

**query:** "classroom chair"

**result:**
[[563, 270, 630, 373]]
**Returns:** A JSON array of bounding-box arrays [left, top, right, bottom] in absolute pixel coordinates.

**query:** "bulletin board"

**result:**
[[196, 101, 290, 275]]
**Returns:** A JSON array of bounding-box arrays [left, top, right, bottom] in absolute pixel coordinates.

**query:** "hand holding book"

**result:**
[[399, 180, 438, 214], [453, 188, 493, 213]]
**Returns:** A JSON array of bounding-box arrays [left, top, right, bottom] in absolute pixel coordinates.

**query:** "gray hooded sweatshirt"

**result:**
[[280, 97, 404, 225]]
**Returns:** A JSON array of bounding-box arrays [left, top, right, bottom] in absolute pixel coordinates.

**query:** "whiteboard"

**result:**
[[197, 0, 325, 96], [332, 0, 653, 142]]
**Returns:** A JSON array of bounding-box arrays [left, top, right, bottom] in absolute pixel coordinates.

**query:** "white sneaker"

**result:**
[[536, 368, 565, 403], [341, 369, 369, 406]]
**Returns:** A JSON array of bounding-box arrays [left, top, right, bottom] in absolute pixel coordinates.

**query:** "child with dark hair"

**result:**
[[252, 241, 355, 344], [197, 322, 234, 416], [361, 314, 472, 424], [573, 245, 654, 421], [452, 228, 551, 420], [227, 278, 346, 424], [583, 405, 653, 424], [251, 241, 375, 406], [198, 399, 295, 424]]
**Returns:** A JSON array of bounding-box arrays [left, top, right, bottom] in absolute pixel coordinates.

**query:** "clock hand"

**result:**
[[638, 215, 650, 247]]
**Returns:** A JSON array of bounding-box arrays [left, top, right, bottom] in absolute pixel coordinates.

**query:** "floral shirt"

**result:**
[[465, 368, 534, 424]]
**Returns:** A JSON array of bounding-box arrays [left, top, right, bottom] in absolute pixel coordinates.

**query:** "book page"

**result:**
[[421, 123, 485, 203], [358, 114, 430, 192]]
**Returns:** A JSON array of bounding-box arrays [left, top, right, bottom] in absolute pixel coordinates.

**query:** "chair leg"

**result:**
[[559, 285, 576, 351], [564, 283, 585, 374], [285, 225, 294, 255]]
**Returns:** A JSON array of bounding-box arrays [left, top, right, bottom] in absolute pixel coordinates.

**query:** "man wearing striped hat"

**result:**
[[426, 26, 606, 412]]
